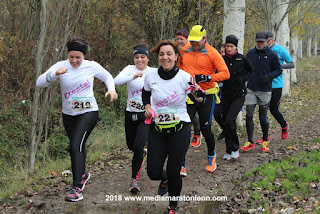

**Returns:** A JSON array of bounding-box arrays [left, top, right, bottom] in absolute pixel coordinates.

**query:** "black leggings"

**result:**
[[125, 111, 149, 180], [147, 122, 191, 207], [192, 113, 200, 136], [193, 101, 223, 136], [221, 96, 245, 154], [63, 111, 99, 188], [246, 104, 269, 142], [187, 94, 216, 156], [270, 88, 287, 128], [214, 102, 224, 129]]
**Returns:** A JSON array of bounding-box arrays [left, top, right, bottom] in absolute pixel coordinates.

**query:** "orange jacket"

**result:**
[[177, 42, 229, 90]]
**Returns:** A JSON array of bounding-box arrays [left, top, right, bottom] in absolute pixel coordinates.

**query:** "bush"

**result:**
[[0, 90, 30, 170], [47, 126, 70, 160]]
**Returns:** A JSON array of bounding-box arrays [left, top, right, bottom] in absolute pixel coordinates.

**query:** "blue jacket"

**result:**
[[271, 43, 293, 88], [246, 45, 282, 92]]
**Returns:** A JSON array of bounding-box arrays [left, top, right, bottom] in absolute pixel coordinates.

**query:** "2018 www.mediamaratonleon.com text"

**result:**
[[105, 194, 228, 202]]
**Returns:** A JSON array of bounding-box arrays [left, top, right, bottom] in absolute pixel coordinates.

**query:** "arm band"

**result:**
[[281, 62, 295, 69], [142, 88, 151, 106]]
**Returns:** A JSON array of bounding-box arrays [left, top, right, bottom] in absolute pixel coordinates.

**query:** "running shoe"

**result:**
[[180, 166, 187, 177], [241, 142, 255, 151], [282, 122, 289, 140], [231, 150, 239, 159], [64, 187, 83, 202], [129, 178, 140, 193], [191, 134, 201, 147], [80, 172, 91, 191], [222, 153, 231, 160], [257, 136, 270, 145], [206, 153, 217, 172], [168, 206, 178, 214], [261, 141, 269, 152], [158, 180, 168, 196]]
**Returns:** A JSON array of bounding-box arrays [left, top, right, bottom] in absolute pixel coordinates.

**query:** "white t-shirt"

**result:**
[[114, 65, 157, 112], [36, 59, 115, 116], [144, 68, 191, 123]]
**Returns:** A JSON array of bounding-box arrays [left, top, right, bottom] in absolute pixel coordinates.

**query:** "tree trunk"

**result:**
[[298, 39, 303, 59], [272, 0, 291, 96], [223, 0, 246, 127], [307, 37, 312, 57], [290, 33, 299, 83], [29, 0, 47, 173], [312, 38, 317, 56], [28, 0, 83, 173], [222, 0, 246, 54]]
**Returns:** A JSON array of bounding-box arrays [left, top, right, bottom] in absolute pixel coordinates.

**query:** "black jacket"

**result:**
[[221, 52, 254, 97]]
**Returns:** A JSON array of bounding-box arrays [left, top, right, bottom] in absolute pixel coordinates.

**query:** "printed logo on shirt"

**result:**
[[64, 79, 90, 99], [131, 89, 142, 97], [155, 91, 179, 108], [151, 82, 157, 85]]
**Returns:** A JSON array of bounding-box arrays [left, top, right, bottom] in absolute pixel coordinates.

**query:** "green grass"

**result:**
[[245, 149, 320, 209], [0, 121, 126, 199], [0, 158, 70, 199]]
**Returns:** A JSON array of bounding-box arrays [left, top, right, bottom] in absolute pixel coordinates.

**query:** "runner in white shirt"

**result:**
[[142, 40, 204, 214], [36, 36, 117, 202], [114, 44, 156, 193]]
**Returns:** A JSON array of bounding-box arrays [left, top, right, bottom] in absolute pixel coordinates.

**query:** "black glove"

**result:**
[[195, 89, 205, 97], [195, 74, 212, 83], [259, 75, 271, 83]]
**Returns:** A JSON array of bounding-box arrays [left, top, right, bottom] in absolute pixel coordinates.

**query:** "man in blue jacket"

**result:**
[[260, 31, 294, 142], [241, 31, 282, 153]]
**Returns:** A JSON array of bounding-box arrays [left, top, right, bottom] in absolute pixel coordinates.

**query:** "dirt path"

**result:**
[[3, 106, 318, 214], [2, 57, 320, 214]]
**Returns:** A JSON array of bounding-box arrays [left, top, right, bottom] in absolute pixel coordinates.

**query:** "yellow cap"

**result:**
[[188, 25, 206, 41]]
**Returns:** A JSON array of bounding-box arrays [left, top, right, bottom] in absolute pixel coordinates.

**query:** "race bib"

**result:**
[[71, 97, 93, 110], [155, 107, 180, 125], [129, 97, 145, 112]]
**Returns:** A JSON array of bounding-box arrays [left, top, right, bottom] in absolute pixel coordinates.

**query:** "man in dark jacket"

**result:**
[[241, 31, 282, 153], [221, 35, 254, 160]]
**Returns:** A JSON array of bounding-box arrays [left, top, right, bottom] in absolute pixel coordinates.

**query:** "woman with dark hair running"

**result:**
[[142, 40, 204, 213], [114, 44, 155, 193], [221, 35, 254, 160], [36, 35, 118, 202]]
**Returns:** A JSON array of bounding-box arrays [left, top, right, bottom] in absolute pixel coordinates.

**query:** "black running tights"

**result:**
[[246, 104, 269, 142], [62, 111, 99, 188], [125, 111, 149, 180], [147, 122, 191, 208]]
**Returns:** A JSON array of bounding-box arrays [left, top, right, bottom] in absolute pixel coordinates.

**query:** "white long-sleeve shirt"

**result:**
[[36, 59, 115, 116], [114, 65, 156, 112], [144, 68, 192, 123]]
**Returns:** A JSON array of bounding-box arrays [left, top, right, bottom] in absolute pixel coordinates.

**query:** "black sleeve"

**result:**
[[142, 88, 151, 106]]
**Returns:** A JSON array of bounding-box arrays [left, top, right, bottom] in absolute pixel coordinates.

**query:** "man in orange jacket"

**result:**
[[179, 25, 230, 173]]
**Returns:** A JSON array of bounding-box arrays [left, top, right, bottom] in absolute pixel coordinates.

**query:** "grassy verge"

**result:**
[[0, 121, 126, 199], [242, 140, 320, 212], [227, 55, 320, 213]]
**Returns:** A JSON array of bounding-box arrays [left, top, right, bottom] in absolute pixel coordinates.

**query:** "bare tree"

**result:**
[[29, 0, 83, 172], [222, 0, 246, 127]]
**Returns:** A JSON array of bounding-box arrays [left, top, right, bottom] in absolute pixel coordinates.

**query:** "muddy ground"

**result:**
[[1, 58, 320, 214], [2, 99, 318, 214]]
